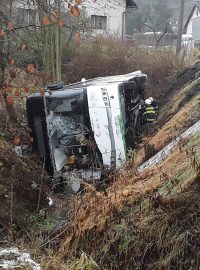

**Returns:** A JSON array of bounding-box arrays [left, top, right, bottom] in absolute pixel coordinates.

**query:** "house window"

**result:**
[[91, 15, 107, 30], [17, 8, 36, 25]]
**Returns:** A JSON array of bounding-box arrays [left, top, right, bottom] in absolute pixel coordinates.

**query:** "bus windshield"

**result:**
[[45, 90, 88, 136]]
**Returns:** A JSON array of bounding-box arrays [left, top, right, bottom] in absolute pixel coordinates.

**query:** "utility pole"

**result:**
[[176, 0, 185, 55]]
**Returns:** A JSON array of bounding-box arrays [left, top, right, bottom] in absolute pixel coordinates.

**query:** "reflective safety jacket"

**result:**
[[143, 105, 157, 122]]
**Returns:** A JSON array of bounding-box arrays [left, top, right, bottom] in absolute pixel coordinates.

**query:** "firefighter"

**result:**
[[142, 99, 157, 135], [143, 99, 157, 122], [149, 96, 158, 119]]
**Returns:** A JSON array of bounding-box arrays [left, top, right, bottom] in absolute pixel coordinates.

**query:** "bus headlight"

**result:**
[[67, 155, 76, 165]]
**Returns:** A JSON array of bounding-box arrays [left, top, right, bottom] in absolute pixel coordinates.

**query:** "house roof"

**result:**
[[126, 0, 137, 9], [184, 2, 200, 33]]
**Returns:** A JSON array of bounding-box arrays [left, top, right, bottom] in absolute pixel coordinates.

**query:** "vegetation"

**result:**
[[0, 1, 200, 270], [65, 40, 182, 97], [126, 0, 173, 35], [0, 56, 199, 269], [58, 61, 200, 270], [0, 0, 88, 88]]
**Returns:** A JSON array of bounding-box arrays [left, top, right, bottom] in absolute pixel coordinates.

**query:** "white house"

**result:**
[[184, 2, 200, 48], [13, 0, 137, 39], [184, 2, 200, 36], [192, 16, 200, 42], [82, 0, 137, 39], [14, 0, 37, 25]]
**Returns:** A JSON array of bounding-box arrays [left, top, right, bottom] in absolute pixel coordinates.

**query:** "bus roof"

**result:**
[[63, 70, 145, 89], [27, 70, 147, 99]]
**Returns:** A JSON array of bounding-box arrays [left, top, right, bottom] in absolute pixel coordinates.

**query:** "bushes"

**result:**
[[0, 145, 48, 230], [62, 39, 183, 98]]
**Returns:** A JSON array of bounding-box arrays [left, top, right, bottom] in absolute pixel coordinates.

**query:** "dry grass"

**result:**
[[0, 143, 48, 230], [45, 131, 199, 270], [151, 94, 200, 150], [63, 39, 182, 97], [0, 41, 199, 270], [127, 98, 200, 169], [50, 60, 200, 269], [56, 60, 200, 265], [58, 131, 200, 261], [132, 69, 200, 167]]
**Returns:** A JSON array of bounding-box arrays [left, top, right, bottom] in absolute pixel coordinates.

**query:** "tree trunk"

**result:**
[[38, 0, 62, 83], [55, 0, 62, 82], [176, 0, 185, 55]]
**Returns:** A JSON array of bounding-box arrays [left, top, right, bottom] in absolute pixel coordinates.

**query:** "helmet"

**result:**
[[145, 98, 152, 105], [149, 97, 154, 102]]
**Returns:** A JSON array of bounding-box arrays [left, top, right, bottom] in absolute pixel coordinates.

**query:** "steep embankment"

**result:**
[[1, 60, 199, 270], [135, 60, 200, 166], [53, 61, 200, 270]]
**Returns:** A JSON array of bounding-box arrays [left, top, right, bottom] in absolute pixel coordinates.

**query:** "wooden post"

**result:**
[[176, 0, 185, 55]]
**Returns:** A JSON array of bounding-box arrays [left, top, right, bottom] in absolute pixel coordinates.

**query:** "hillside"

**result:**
[[0, 55, 200, 269], [2, 1, 200, 269], [55, 60, 200, 269]]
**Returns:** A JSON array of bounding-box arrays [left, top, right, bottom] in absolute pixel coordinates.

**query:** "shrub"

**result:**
[[62, 38, 183, 98]]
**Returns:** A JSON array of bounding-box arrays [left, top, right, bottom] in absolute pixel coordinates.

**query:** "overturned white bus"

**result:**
[[26, 71, 148, 191]]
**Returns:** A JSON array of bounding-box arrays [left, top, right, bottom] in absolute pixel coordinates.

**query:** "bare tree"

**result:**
[[144, 13, 170, 46], [0, 0, 90, 86]]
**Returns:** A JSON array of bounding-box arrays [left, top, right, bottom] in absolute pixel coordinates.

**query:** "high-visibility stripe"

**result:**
[[143, 111, 156, 115], [147, 119, 155, 122], [143, 105, 157, 122], [146, 106, 155, 111]]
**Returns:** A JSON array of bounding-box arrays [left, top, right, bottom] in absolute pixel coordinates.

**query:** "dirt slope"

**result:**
[[134, 60, 200, 166], [53, 61, 200, 270], [158, 60, 200, 126], [1, 60, 200, 270]]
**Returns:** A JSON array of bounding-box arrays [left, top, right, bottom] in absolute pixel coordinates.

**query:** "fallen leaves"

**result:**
[[43, 15, 51, 26], [76, 32, 81, 44], [14, 135, 21, 146], [7, 22, 14, 31], [40, 88, 45, 96], [9, 70, 17, 79], [0, 29, 5, 38], [14, 89, 21, 97], [75, 0, 83, 4], [6, 96, 14, 106], [23, 86, 29, 93], [8, 127, 15, 133], [57, 19, 64, 27], [27, 64, 36, 74], [68, 3, 80, 16], [8, 58, 15, 65]]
